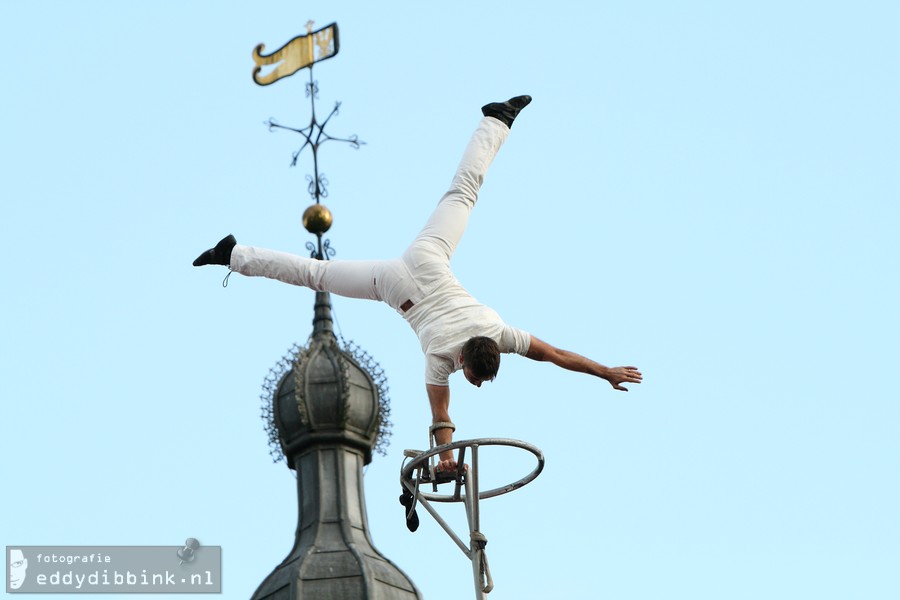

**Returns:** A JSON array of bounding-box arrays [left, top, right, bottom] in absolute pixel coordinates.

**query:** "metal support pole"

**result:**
[[464, 470, 485, 600], [399, 438, 544, 599]]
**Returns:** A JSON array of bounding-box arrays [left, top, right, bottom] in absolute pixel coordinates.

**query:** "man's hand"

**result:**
[[436, 457, 460, 473], [603, 365, 643, 391]]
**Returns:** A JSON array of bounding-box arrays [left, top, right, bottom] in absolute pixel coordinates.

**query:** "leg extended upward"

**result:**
[[403, 96, 532, 269]]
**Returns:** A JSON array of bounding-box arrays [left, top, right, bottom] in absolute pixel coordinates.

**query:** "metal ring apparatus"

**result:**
[[401, 438, 544, 503]]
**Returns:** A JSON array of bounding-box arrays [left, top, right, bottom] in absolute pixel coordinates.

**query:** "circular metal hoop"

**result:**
[[401, 438, 544, 503]]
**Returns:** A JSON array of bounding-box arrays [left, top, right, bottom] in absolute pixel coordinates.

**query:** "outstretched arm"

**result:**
[[426, 384, 458, 471], [525, 336, 642, 391]]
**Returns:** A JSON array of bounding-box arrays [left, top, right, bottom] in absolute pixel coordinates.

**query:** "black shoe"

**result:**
[[192, 234, 236, 267], [481, 95, 532, 129], [399, 490, 420, 533]]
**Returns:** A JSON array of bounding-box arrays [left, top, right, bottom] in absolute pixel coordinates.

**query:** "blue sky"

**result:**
[[2, 1, 898, 598]]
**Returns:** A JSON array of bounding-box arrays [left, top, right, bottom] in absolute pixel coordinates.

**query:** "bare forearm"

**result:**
[[432, 427, 454, 459], [528, 337, 610, 378], [426, 384, 455, 461], [549, 348, 611, 379], [526, 335, 642, 391]]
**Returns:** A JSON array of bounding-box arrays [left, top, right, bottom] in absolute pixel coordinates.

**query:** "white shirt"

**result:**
[[403, 276, 531, 386]]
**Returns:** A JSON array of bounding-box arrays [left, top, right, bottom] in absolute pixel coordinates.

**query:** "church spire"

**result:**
[[251, 23, 419, 599]]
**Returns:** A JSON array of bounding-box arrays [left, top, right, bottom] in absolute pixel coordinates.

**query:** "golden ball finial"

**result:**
[[302, 204, 333, 234]]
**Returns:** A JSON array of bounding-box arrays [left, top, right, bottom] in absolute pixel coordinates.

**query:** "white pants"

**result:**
[[231, 117, 509, 313]]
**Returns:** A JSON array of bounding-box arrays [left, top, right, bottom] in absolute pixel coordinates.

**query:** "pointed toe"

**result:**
[[481, 95, 532, 128], [192, 234, 237, 267]]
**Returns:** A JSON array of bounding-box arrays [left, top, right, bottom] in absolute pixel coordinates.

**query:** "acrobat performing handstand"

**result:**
[[193, 95, 642, 474]]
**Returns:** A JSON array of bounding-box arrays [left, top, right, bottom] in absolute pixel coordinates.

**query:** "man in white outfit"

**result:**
[[194, 96, 642, 473]]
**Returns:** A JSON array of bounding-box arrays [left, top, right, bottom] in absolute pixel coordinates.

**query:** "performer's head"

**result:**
[[460, 336, 500, 387]]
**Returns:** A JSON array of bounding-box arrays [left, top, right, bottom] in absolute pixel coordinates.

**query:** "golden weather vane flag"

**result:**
[[252, 21, 339, 86]]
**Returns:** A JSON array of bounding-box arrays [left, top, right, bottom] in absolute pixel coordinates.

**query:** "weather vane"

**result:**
[[252, 20, 364, 260], [252, 20, 339, 86], [245, 21, 390, 465]]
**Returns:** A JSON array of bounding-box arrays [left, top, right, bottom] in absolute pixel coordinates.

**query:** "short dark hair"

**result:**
[[461, 336, 501, 380]]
